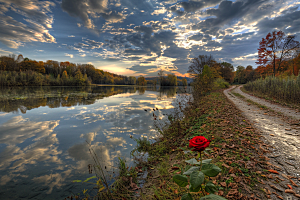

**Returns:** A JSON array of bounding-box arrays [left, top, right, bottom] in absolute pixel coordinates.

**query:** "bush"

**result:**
[[213, 78, 230, 89]]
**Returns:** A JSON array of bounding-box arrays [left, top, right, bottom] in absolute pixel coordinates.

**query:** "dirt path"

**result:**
[[224, 86, 300, 200], [234, 86, 300, 121]]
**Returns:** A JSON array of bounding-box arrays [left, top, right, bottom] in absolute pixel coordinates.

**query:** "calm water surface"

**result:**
[[0, 86, 190, 200]]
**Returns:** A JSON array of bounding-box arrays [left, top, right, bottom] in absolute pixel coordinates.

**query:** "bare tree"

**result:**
[[290, 47, 300, 75], [277, 34, 300, 72], [188, 55, 215, 77], [158, 68, 164, 85], [256, 30, 300, 76]]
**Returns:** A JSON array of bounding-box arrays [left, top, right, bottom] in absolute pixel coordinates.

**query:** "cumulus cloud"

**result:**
[[65, 53, 73, 58]]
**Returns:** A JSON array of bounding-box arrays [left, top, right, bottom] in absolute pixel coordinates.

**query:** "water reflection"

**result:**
[[0, 86, 138, 113], [0, 86, 190, 199]]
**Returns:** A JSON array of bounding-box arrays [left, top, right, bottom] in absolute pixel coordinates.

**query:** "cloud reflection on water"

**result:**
[[0, 86, 189, 199]]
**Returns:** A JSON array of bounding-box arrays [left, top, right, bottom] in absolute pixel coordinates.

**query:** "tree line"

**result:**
[[188, 30, 300, 98], [0, 54, 138, 86], [0, 54, 189, 87]]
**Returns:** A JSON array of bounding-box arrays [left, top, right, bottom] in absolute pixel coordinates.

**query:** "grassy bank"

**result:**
[[131, 89, 273, 200], [243, 76, 300, 108]]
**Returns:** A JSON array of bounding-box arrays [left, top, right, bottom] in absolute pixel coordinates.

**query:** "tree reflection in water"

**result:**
[[0, 85, 191, 199], [0, 86, 138, 113], [0, 86, 191, 113]]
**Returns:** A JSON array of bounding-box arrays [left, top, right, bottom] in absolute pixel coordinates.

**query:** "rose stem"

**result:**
[[199, 151, 206, 197]]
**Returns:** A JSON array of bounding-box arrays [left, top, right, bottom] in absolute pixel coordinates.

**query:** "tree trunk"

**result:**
[[273, 55, 276, 77]]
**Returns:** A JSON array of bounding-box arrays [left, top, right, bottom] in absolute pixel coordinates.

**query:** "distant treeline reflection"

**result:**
[[0, 86, 189, 113]]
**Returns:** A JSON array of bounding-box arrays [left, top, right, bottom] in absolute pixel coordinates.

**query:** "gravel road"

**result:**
[[224, 86, 300, 200]]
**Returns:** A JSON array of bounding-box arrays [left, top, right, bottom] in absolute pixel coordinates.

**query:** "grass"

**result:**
[[231, 92, 245, 99], [241, 85, 300, 111], [244, 75, 300, 107], [131, 90, 273, 200], [230, 89, 285, 116]]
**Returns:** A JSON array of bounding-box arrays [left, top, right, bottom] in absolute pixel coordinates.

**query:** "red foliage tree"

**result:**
[[256, 30, 300, 76]]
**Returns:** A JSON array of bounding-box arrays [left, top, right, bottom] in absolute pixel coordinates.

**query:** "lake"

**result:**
[[0, 86, 191, 200]]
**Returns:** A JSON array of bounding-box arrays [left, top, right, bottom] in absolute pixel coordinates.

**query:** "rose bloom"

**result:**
[[189, 136, 211, 152]]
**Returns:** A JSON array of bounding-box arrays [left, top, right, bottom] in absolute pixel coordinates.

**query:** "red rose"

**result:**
[[189, 136, 211, 152]]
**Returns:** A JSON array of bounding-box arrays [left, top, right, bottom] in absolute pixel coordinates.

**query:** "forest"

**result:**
[[0, 55, 137, 86]]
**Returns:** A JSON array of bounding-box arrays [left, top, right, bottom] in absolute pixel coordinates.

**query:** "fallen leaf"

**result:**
[[220, 182, 226, 187], [270, 184, 284, 192], [290, 179, 298, 187], [171, 166, 180, 170], [285, 189, 295, 194], [268, 169, 279, 174], [276, 195, 283, 199], [294, 194, 300, 198], [281, 174, 289, 180], [222, 163, 230, 168]]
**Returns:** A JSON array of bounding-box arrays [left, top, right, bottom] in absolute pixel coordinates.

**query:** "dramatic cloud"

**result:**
[[0, 0, 56, 48], [0, 0, 300, 75], [61, 0, 125, 29]]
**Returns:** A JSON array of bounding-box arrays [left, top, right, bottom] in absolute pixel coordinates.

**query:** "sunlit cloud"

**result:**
[[64, 53, 73, 58], [0, 0, 56, 49], [1, 0, 300, 74]]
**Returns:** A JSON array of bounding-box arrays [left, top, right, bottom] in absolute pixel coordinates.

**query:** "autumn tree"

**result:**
[[290, 49, 300, 75], [256, 30, 300, 76], [234, 66, 246, 84], [75, 70, 85, 85], [182, 78, 187, 86], [158, 69, 164, 84], [137, 76, 147, 86], [167, 74, 177, 86], [192, 65, 214, 99], [219, 62, 234, 83]]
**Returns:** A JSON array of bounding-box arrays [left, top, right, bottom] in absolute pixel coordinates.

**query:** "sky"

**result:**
[[0, 0, 300, 77]]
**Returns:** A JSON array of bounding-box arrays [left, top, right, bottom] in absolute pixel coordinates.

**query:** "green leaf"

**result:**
[[72, 180, 82, 182], [189, 184, 201, 192], [181, 193, 193, 200], [200, 194, 227, 200], [183, 166, 200, 175], [173, 175, 188, 187], [185, 165, 192, 172], [202, 159, 212, 164], [205, 181, 218, 194], [190, 171, 204, 190], [185, 158, 200, 165], [201, 164, 221, 177], [84, 176, 97, 182]]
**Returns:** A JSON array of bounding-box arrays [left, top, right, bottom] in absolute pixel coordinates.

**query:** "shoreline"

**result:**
[[124, 89, 274, 200]]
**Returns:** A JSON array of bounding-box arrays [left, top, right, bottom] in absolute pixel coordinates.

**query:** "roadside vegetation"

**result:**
[[243, 75, 300, 106]]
